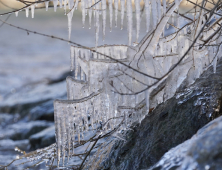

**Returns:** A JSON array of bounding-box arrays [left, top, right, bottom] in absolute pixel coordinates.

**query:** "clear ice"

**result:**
[[18, 0, 221, 167]]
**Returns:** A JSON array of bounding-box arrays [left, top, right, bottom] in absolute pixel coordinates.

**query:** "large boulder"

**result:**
[[149, 115, 222, 170], [85, 58, 222, 169], [0, 121, 53, 140], [29, 125, 55, 149], [28, 100, 54, 121], [0, 81, 66, 117]]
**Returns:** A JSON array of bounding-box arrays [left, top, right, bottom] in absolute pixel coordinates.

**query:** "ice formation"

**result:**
[[52, 0, 222, 167], [10, 0, 222, 167]]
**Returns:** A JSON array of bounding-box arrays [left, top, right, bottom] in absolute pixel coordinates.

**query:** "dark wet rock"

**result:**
[[149, 116, 222, 170], [0, 81, 66, 117], [0, 139, 29, 152], [89, 60, 222, 169], [29, 125, 55, 149], [47, 70, 74, 85], [29, 100, 54, 121], [0, 121, 53, 140], [0, 113, 14, 128]]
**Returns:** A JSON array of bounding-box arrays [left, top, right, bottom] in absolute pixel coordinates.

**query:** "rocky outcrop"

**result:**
[[0, 121, 53, 140], [88, 60, 222, 169], [0, 81, 67, 117], [149, 115, 222, 170], [29, 125, 55, 149]]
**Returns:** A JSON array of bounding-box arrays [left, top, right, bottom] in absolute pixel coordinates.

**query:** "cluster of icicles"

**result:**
[[53, 1, 222, 168], [14, 0, 176, 47], [66, 0, 172, 47], [12, 0, 222, 168]]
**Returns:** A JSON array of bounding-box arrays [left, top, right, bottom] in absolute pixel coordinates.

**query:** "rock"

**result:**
[[0, 139, 29, 152], [0, 121, 53, 140], [29, 100, 54, 121], [46, 70, 74, 85], [87, 59, 222, 169], [29, 125, 55, 149], [0, 81, 67, 117], [149, 116, 222, 170], [0, 113, 14, 128]]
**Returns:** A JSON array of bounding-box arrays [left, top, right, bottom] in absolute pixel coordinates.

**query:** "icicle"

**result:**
[[75, 49, 79, 79], [45, 1, 49, 11], [157, 0, 161, 22], [25, 7, 29, 18], [59, 0, 63, 8], [163, 0, 166, 14], [64, 0, 67, 14], [145, 90, 150, 112], [61, 108, 66, 166], [93, 0, 96, 27], [126, 0, 132, 46], [114, 0, 118, 27], [67, 8, 74, 40], [145, 0, 150, 32], [95, 0, 100, 48], [135, 0, 140, 43], [15, 11, 18, 17], [68, 0, 74, 9], [54, 103, 61, 167], [171, 13, 174, 24], [70, 46, 75, 71], [166, 23, 169, 29], [66, 107, 71, 161], [151, 0, 157, 28], [53, 0, 58, 12], [31, 5, 35, 18], [88, 0, 92, 29], [108, 0, 113, 32], [71, 104, 75, 154], [102, 0, 107, 40], [213, 55, 218, 73], [120, 0, 125, 30], [81, 0, 86, 28]]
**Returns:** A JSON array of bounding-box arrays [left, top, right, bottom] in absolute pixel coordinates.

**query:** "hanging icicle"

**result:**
[[163, 0, 166, 15], [31, 4, 35, 18], [25, 7, 29, 17], [108, 0, 113, 32], [95, 0, 100, 48], [70, 46, 75, 71], [68, 0, 74, 9], [135, 0, 141, 43], [120, 0, 125, 30], [81, 0, 86, 28], [126, 0, 133, 46], [145, 0, 150, 32], [151, 0, 157, 28], [59, 0, 63, 8], [88, 0, 92, 29], [67, 8, 74, 40], [102, 0, 107, 40], [15, 11, 18, 17], [45, 1, 49, 11], [53, 0, 58, 12], [157, 0, 161, 22], [64, 0, 67, 14], [114, 0, 118, 27]]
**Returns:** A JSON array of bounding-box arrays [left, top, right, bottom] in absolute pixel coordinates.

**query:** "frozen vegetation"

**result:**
[[1, 0, 222, 169]]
